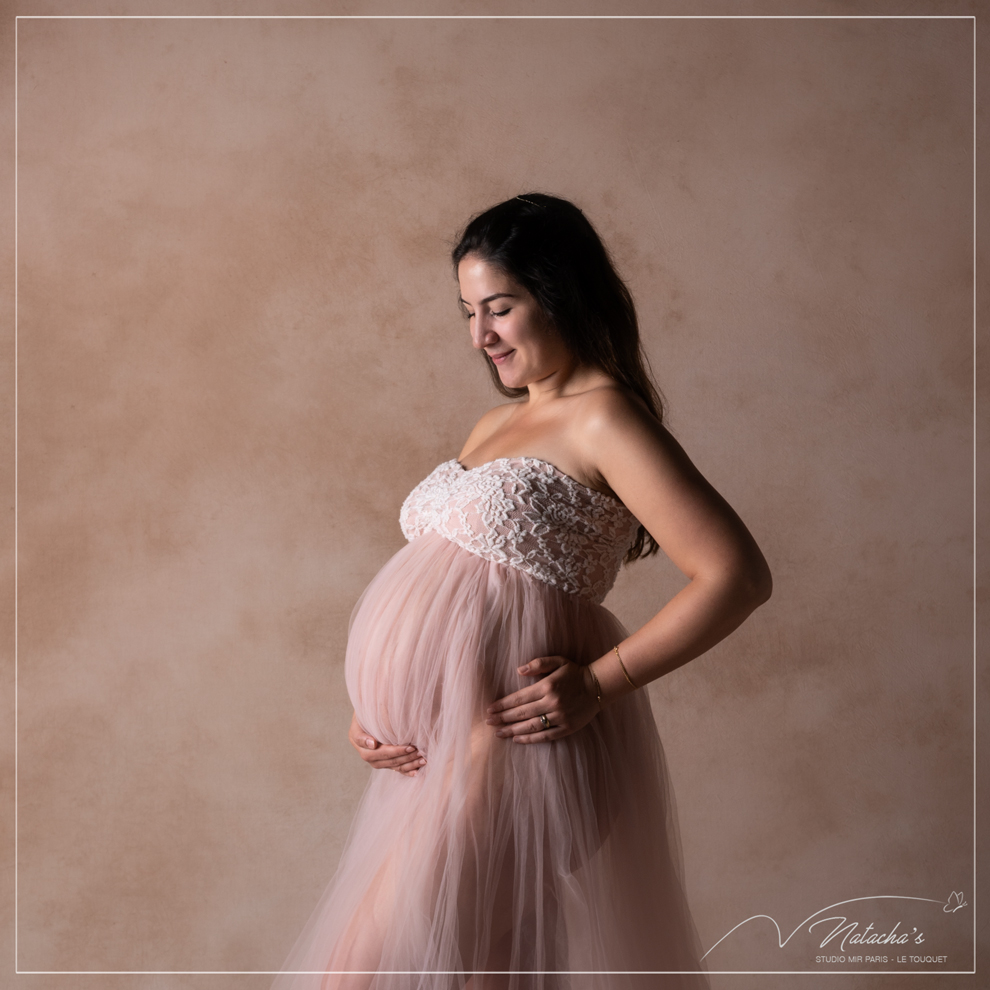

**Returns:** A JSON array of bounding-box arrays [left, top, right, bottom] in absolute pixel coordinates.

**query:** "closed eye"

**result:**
[[461, 308, 510, 319]]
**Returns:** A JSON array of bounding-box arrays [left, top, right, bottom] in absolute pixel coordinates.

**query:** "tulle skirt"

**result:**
[[271, 532, 709, 990]]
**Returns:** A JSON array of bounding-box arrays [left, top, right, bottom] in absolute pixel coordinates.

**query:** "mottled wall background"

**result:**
[[2, 3, 983, 989]]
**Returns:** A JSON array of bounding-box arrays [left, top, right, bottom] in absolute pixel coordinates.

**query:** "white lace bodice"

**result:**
[[399, 458, 641, 604]]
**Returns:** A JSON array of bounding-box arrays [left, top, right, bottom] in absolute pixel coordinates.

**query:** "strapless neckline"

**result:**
[[401, 457, 641, 603], [452, 456, 626, 508]]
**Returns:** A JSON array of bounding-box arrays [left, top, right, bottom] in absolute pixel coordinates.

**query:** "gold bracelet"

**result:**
[[613, 644, 638, 689], [588, 663, 603, 710]]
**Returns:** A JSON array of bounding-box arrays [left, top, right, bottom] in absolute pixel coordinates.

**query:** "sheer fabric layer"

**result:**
[[271, 533, 709, 990]]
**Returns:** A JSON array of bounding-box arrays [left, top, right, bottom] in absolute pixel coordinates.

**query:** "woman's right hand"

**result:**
[[348, 712, 426, 777]]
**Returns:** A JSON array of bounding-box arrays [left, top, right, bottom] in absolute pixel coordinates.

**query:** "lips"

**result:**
[[488, 349, 515, 364]]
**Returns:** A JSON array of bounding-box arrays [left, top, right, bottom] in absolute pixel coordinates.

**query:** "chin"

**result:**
[[498, 374, 527, 390], [492, 357, 531, 390]]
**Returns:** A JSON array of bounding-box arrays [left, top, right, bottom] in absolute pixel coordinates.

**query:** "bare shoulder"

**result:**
[[572, 383, 657, 433], [570, 384, 770, 598], [569, 384, 699, 491], [457, 401, 519, 460], [571, 384, 675, 456]]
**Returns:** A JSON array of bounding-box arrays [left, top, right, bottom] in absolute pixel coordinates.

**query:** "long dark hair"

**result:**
[[451, 192, 664, 562]]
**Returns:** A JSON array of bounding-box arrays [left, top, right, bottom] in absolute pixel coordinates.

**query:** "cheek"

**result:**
[[518, 324, 555, 360], [510, 314, 542, 343]]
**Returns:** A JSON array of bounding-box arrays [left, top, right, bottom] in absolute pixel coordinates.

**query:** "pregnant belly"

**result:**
[[344, 533, 493, 748], [343, 530, 624, 754]]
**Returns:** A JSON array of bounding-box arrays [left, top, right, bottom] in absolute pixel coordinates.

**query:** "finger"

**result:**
[[486, 684, 549, 719], [517, 655, 567, 676], [369, 752, 427, 770], [495, 711, 562, 738], [396, 754, 428, 775], [371, 757, 426, 773], [512, 725, 570, 744], [361, 741, 418, 757], [491, 691, 561, 726], [352, 733, 381, 750], [360, 743, 420, 763], [352, 724, 376, 749], [488, 660, 571, 717], [491, 704, 546, 729]]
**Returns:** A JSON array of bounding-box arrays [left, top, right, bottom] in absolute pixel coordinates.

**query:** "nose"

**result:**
[[470, 314, 499, 350]]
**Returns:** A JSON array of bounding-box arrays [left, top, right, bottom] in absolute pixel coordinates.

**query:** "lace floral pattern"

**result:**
[[399, 457, 641, 604]]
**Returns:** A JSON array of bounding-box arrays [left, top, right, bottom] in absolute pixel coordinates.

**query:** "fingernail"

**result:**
[[365, 739, 374, 747], [495, 730, 505, 738], [405, 746, 415, 752]]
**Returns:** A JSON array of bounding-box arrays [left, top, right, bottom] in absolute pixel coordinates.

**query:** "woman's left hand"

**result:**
[[485, 655, 600, 743]]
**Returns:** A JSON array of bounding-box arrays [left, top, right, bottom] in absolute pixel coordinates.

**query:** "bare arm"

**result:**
[[487, 388, 772, 741], [584, 388, 771, 698]]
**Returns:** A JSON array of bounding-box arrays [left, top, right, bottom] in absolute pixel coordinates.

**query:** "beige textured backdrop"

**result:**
[[2, 4, 985, 989]]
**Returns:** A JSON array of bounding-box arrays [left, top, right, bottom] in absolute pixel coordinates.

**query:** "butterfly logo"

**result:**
[[943, 891, 967, 913]]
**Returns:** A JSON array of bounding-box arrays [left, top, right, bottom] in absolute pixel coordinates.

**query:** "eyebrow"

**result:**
[[458, 292, 518, 307]]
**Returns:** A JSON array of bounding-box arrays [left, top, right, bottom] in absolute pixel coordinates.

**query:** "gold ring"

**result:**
[[539, 713, 551, 730]]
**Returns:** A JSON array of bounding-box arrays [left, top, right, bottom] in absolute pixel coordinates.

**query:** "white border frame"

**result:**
[[12, 12, 978, 978]]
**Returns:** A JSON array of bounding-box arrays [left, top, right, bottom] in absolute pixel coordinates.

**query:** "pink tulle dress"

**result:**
[[271, 457, 709, 990]]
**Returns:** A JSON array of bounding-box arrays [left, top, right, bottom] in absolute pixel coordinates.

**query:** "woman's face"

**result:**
[[457, 255, 572, 391]]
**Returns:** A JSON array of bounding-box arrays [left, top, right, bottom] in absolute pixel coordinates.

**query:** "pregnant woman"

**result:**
[[271, 194, 772, 990]]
